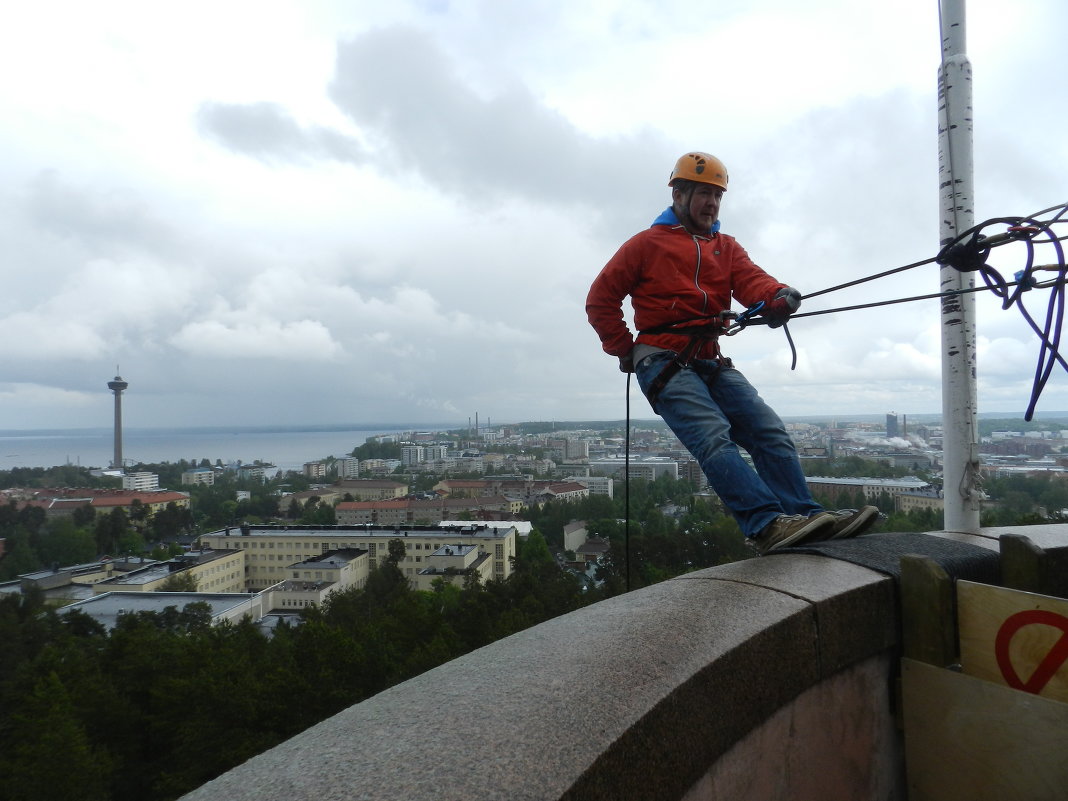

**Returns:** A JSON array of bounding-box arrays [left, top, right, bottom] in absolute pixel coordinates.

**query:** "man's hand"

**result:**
[[618, 353, 635, 373], [764, 287, 801, 328]]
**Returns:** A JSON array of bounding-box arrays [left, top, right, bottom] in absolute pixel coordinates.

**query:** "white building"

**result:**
[[401, 445, 426, 466], [236, 464, 267, 482], [303, 462, 327, 480], [589, 456, 679, 481], [336, 457, 360, 479], [805, 475, 932, 503], [572, 475, 614, 498], [198, 523, 518, 591], [181, 468, 216, 486], [122, 472, 159, 491]]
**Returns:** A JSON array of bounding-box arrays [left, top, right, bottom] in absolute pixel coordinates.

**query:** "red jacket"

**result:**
[[586, 210, 787, 359]]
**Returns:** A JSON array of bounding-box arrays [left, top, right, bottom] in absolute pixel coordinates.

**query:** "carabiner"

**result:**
[[724, 301, 765, 335]]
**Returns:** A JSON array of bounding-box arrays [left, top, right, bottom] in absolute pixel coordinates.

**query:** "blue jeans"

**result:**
[[635, 352, 823, 538]]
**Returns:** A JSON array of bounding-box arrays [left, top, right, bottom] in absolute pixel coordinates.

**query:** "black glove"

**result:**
[[618, 353, 635, 373], [764, 287, 801, 328]]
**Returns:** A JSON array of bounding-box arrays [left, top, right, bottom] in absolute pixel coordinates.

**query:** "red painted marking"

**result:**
[[994, 610, 1068, 694]]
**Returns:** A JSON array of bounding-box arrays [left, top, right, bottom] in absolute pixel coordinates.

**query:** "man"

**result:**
[[586, 152, 877, 554]]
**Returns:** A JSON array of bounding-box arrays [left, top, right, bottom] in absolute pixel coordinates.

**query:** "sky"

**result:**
[[2, 0, 1067, 431]]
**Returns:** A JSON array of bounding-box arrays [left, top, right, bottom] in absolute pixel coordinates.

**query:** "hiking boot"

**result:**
[[824, 506, 880, 540], [748, 512, 835, 555]]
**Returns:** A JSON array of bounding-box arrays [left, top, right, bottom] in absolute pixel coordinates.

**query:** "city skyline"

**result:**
[[2, 1, 1067, 430], [11, 401, 1068, 436]]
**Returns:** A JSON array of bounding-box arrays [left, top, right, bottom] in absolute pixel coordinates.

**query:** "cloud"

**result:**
[[0, 315, 108, 360], [325, 25, 669, 210], [1, 0, 1067, 435], [0, 383, 98, 421], [170, 318, 343, 360], [197, 101, 369, 165], [23, 170, 184, 258]]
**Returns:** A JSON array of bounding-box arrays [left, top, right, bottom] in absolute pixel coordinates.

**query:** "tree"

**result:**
[[387, 538, 407, 565], [72, 504, 96, 528], [94, 507, 129, 554], [148, 501, 193, 540], [37, 517, 97, 567], [160, 571, 199, 592], [0, 529, 42, 581], [17, 504, 47, 535], [0, 671, 110, 801], [516, 529, 554, 572], [128, 498, 148, 525], [299, 497, 336, 525]]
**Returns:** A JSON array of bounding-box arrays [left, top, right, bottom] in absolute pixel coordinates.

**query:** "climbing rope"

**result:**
[[779, 201, 1068, 419]]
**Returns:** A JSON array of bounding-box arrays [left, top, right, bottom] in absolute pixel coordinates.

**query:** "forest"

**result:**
[[0, 532, 588, 801]]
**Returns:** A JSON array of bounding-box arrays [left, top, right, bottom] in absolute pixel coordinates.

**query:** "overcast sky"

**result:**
[[2, 0, 1066, 431]]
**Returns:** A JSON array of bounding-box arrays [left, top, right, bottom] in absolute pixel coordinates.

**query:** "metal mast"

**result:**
[[937, 0, 981, 533]]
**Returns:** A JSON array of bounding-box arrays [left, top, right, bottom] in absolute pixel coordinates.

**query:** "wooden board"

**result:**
[[957, 580, 1068, 702], [900, 555, 956, 666], [902, 657, 1068, 801]]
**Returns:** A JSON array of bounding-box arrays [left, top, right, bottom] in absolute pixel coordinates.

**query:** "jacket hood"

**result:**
[[651, 206, 721, 235]]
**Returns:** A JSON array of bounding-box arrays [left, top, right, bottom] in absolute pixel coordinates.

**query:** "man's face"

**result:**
[[683, 184, 724, 233]]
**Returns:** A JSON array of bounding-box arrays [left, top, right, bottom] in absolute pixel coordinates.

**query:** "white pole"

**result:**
[[937, 0, 981, 533]]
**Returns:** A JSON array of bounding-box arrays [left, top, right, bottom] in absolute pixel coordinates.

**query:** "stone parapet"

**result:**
[[182, 552, 904, 801]]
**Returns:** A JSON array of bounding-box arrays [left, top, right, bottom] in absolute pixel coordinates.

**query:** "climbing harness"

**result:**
[[638, 301, 764, 410]]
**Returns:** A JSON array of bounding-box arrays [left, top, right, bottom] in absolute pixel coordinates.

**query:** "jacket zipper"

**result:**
[[692, 235, 709, 314]]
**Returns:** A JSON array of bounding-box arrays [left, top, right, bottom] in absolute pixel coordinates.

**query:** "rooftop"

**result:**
[[291, 548, 366, 568], [65, 591, 257, 630], [208, 523, 517, 540]]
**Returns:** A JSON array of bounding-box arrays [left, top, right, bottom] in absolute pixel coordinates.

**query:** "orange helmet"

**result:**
[[668, 152, 728, 190]]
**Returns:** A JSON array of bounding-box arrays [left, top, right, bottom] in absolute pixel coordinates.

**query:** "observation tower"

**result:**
[[107, 372, 129, 469]]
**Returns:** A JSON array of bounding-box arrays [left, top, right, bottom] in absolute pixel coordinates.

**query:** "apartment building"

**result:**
[[335, 495, 522, 526], [805, 476, 932, 504], [65, 591, 274, 631], [533, 482, 589, 505], [896, 489, 945, 514], [571, 475, 614, 498], [236, 464, 267, 482], [678, 459, 709, 490], [401, 445, 425, 466], [92, 549, 245, 594], [588, 456, 680, 481], [198, 523, 519, 591], [434, 479, 488, 498], [278, 488, 344, 512], [358, 459, 402, 476], [335, 457, 360, 479], [277, 548, 369, 610], [546, 438, 590, 461], [89, 489, 192, 516], [181, 468, 216, 486], [303, 462, 328, 480], [122, 472, 160, 491], [335, 479, 408, 500], [424, 444, 449, 461], [417, 542, 496, 587]]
